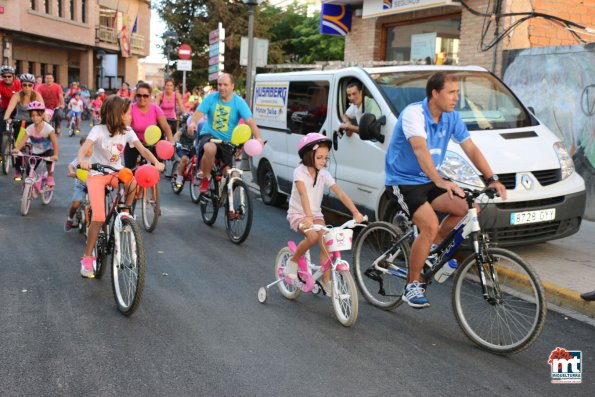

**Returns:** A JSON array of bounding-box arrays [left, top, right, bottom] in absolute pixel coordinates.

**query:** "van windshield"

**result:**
[[371, 71, 536, 130]]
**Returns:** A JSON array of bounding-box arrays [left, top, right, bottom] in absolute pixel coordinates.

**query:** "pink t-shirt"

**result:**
[[287, 165, 335, 218], [159, 92, 176, 119], [130, 103, 164, 142]]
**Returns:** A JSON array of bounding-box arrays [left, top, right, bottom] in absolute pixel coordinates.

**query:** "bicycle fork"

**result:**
[[470, 233, 503, 304]]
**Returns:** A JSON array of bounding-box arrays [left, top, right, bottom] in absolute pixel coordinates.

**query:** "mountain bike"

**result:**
[[84, 163, 146, 316], [15, 153, 55, 216], [170, 144, 200, 203], [199, 139, 253, 244], [1, 119, 14, 175], [258, 219, 366, 327], [132, 157, 160, 233], [352, 187, 546, 354]]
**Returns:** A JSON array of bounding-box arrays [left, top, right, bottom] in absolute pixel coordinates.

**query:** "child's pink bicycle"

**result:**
[[15, 152, 55, 216], [258, 218, 366, 327]]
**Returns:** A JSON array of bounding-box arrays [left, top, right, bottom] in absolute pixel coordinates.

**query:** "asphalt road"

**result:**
[[0, 132, 593, 396]]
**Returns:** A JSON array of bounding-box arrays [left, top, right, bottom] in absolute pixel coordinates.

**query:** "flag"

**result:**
[[119, 6, 131, 57], [131, 15, 138, 34], [112, 0, 120, 30], [320, 4, 352, 36]]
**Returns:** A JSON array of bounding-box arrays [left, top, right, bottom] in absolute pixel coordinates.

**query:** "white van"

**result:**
[[249, 65, 586, 247]]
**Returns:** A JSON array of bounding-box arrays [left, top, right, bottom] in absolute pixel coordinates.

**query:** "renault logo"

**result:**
[[521, 174, 533, 190]]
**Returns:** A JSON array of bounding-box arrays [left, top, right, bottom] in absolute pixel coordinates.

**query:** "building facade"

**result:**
[[0, 0, 151, 91]]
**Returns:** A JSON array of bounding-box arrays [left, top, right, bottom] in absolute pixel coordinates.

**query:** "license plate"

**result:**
[[510, 208, 556, 225]]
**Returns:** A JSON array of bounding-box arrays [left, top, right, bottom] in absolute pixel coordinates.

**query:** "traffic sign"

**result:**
[[178, 44, 192, 60], [177, 60, 192, 71]]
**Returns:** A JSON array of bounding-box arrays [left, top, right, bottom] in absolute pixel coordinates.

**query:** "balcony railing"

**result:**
[[96, 25, 146, 55], [97, 25, 118, 44], [131, 33, 145, 53]]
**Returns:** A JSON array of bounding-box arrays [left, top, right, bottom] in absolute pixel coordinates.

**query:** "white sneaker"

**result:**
[[175, 175, 184, 186], [285, 260, 298, 280]]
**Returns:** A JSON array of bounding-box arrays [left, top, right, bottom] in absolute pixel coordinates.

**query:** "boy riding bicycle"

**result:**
[[384, 72, 506, 309]]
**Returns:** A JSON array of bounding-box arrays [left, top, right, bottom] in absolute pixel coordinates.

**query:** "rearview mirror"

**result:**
[[358, 113, 386, 143]]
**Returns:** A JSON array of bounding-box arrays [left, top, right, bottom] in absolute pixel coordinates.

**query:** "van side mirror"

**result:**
[[358, 113, 386, 143], [527, 106, 535, 115]]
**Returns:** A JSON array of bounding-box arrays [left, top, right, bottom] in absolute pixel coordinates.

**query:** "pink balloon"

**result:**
[[135, 164, 160, 188], [243, 139, 263, 157], [156, 140, 174, 160]]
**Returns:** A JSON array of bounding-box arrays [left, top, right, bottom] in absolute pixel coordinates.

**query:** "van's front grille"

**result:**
[[496, 196, 565, 211], [532, 169, 561, 186], [499, 173, 516, 189], [485, 217, 579, 246]]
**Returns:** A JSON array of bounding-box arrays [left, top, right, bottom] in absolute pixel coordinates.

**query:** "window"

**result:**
[[385, 18, 461, 65], [337, 77, 381, 124], [99, 6, 117, 28], [40, 64, 47, 78], [286, 81, 329, 135], [15, 60, 21, 75], [57, 0, 63, 17], [30, 0, 36, 10], [53, 65, 60, 81], [43, 0, 49, 13], [69, 0, 74, 20], [81, 0, 86, 23]]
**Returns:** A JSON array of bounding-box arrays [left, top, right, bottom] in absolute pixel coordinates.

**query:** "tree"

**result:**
[[155, 1, 345, 92]]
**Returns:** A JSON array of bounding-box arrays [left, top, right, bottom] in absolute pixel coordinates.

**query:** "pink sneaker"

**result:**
[[46, 176, 55, 186], [80, 256, 96, 278]]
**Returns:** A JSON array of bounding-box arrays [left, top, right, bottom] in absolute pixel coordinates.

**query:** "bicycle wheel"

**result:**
[[452, 247, 546, 354], [225, 179, 253, 244], [94, 223, 109, 279], [189, 172, 201, 204], [200, 177, 219, 225], [1, 135, 10, 175], [331, 269, 359, 327], [352, 221, 410, 310], [111, 216, 145, 316], [170, 160, 183, 194], [274, 247, 302, 300], [141, 185, 160, 232], [20, 181, 33, 216]]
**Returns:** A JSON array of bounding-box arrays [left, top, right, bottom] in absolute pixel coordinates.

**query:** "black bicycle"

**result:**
[[352, 187, 546, 354], [85, 164, 146, 316], [199, 139, 253, 244]]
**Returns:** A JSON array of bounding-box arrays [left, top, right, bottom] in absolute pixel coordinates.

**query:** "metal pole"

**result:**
[[182, 71, 186, 98], [245, 4, 255, 107]]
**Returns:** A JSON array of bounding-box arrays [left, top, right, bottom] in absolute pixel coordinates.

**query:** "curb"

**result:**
[[542, 281, 595, 319]]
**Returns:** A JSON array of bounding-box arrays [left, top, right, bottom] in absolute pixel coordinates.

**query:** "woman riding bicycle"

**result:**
[[286, 133, 364, 293], [78, 95, 165, 278], [3, 73, 45, 180], [124, 82, 173, 169], [155, 79, 185, 137]]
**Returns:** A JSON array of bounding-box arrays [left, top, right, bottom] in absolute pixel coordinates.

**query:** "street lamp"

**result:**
[[162, 30, 178, 81], [242, 0, 263, 107]]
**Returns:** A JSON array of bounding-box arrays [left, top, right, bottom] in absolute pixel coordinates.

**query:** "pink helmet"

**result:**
[[297, 132, 331, 159], [27, 101, 45, 112]]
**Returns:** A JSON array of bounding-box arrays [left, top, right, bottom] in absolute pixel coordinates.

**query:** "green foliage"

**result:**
[[155, 0, 345, 92]]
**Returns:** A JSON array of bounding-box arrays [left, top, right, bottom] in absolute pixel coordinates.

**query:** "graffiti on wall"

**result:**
[[502, 44, 595, 220]]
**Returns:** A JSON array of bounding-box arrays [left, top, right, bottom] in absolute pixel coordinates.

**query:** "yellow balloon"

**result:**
[[144, 125, 162, 146], [231, 124, 251, 145], [76, 168, 88, 182], [16, 125, 27, 146]]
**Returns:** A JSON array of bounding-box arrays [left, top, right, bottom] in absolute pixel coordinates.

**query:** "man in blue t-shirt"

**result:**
[[384, 72, 506, 309], [188, 73, 263, 193]]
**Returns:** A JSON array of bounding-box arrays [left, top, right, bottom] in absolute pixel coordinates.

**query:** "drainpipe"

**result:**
[[491, 0, 503, 75]]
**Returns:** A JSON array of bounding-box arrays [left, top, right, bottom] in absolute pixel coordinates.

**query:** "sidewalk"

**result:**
[[509, 219, 595, 320]]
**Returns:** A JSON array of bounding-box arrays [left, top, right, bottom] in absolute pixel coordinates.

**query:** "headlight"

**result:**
[[553, 142, 574, 180], [440, 151, 484, 187]]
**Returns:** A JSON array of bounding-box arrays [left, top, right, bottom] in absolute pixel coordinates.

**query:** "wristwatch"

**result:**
[[486, 174, 500, 184]]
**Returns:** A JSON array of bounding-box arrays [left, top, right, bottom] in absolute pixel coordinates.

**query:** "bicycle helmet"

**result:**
[[20, 73, 36, 84], [0, 65, 15, 75], [297, 132, 332, 159], [27, 101, 45, 112]]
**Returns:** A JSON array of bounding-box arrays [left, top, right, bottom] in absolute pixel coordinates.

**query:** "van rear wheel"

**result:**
[[258, 161, 286, 207]]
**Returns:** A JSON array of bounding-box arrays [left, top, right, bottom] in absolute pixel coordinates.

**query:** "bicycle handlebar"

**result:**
[[76, 163, 119, 174], [13, 152, 54, 163], [302, 216, 368, 233]]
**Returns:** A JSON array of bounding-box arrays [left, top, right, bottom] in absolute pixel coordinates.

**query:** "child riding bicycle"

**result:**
[[77, 95, 165, 278], [67, 91, 84, 132], [286, 133, 365, 293], [65, 136, 89, 231], [12, 101, 59, 185], [172, 116, 200, 187]]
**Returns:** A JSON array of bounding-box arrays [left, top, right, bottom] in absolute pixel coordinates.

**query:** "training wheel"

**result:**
[[257, 287, 267, 303]]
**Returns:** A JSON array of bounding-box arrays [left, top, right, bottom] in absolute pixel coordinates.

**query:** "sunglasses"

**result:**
[[136, 94, 150, 98], [2, 74, 13, 78], [22, 83, 34, 87]]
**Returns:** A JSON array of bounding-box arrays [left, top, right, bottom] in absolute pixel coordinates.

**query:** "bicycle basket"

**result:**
[[323, 229, 353, 252]]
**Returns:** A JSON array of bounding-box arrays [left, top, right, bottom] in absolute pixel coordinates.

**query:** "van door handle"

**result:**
[[332, 130, 339, 150]]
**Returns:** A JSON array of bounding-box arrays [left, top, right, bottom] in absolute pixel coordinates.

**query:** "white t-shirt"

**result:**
[[287, 165, 335, 218], [69, 98, 84, 112], [345, 96, 381, 124], [87, 125, 138, 175]]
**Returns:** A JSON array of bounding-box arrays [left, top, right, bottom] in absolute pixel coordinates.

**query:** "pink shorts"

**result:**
[[287, 213, 325, 232], [87, 173, 120, 222]]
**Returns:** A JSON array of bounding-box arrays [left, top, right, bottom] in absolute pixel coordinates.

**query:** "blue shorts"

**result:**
[[68, 110, 82, 118], [176, 145, 196, 160], [71, 181, 87, 203]]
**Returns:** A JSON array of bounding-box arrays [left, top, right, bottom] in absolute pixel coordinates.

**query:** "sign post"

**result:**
[[208, 23, 225, 82], [177, 44, 193, 97]]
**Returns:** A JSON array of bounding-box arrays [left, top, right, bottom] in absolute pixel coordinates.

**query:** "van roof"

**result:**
[[255, 65, 488, 79]]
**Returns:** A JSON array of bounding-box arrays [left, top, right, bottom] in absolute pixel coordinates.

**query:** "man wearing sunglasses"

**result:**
[[0, 65, 22, 136]]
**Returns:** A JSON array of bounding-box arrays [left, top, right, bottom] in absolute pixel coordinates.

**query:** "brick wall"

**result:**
[[345, 17, 380, 63]]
